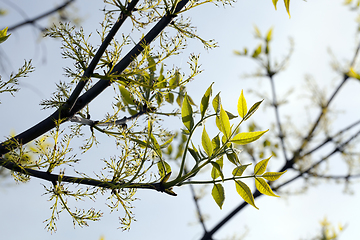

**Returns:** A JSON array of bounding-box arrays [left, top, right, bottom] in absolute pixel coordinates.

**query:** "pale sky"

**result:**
[[1, 0, 360, 239]]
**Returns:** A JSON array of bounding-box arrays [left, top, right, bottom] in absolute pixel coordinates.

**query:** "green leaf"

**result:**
[[160, 135, 175, 149], [211, 159, 224, 180], [262, 171, 287, 181], [211, 184, 225, 209], [160, 172, 172, 184], [200, 84, 213, 119], [188, 143, 200, 163], [202, 126, 213, 157], [169, 71, 180, 89], [244, 100, 263, 121], [347, 68, 360, 80], [147, 56, 156, 72], [165, 92, 174, 103], [226, 152, 240, 165], [284, 0, 290, 17], [212, 92, 221, 114], [225, 111, 238, 120], [254, 25, 262, 38], [157, 161, 171, 179], [0, 27, 10, 44], [232, 164, 251, 176], [119, 85, 136, 105], [181, 94, 194, 131], [254, 156, 272, 175], [235, 180, 258, 209], [237, 90, 247, 118], [272, 0, 279, 10], [219, 105, 231, 139], [212, 134, 221, 152], [230, 130, 268, 145], [266, 28, 273, 42], [252, 44, 262, 58], [255, 177, 279, 197], [151, 134, 162, 158]]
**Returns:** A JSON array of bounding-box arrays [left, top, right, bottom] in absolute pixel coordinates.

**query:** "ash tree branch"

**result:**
[[6, 0, 76, 32], [0, 0, 190, 188], [0, 0, 138, 155], [69, 103, 149, 127], [300, 118, 360, 159], [276, 128, 360, 190], [287, 40, 360, 168], [189, 184, 208, 234], [0, 158, 176, 195], [200, 37, 360, 240]]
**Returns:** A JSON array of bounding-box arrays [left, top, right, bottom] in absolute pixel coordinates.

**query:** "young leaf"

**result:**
[[211, 157, 224, 180], [212, 92, 221, 114], [252, 44, 262, 58], [151, 134, 162, 158], [181, 95, 194, 131], [235, 180, 258, 209], [237, 90, 247, 118], [225, 110, 238, 120], [160, 135, 175, 149], [266, 27, 273, 42], [200, 84, 213, 119], [254, 156, 272, 175], [160, 172, 172, 184], [147, 56, 156, 72], [212, 184, 225, 209], [119, 85, 136, 105], [219, 105, 231, 139], [164, 93, 174, 104], [284, 0, 291, 17], [262, 171, 287, 181], [212, 134, 220, 153], [169, 71, 180, 89], [272, 0, 279, 10], [226, 152, 240, 165], [202, 127, 213, 157], [232, 164, 251, 176], [230, 130, 268, 145], [255, 177, 279, 197], [254, 25, 262, 38], [244, 100, 263, 121], [0, 27, 10, 44], [157, 161, 171, 179], [188, 142, 201, 163]]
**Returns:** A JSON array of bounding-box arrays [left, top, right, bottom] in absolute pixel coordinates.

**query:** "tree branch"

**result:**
[[0, 156, 177, 195], [0, 0, 139, 155], [6, 0, 76, 32]]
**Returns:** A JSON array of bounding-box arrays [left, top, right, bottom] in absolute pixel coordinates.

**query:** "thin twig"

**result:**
[[189, 184, 208, 234], [6, 0, 75, 32]]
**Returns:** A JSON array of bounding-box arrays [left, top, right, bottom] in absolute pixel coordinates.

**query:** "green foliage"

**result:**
[[0, 28, 34, 103], [0, 0, 291, 233], [272, 0, 291, 17], [0, 27, 10, 44]]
